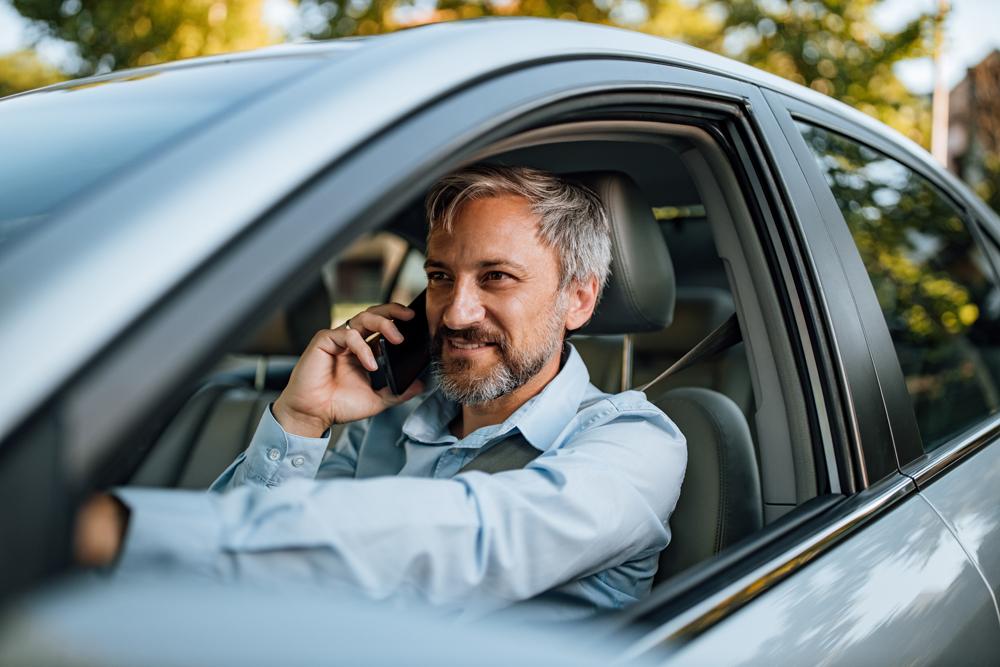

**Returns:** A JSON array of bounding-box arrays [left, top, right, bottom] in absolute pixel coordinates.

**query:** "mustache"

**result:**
[[431, 324, 510, 351]]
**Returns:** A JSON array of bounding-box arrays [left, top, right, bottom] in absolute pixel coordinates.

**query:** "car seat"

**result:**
[[572, 172, 762, 582], [129, 280, 331, 489]]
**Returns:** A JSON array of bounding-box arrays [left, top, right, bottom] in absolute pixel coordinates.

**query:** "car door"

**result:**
[[0, 45, 802, 604], [662, 87, 1000, 665]]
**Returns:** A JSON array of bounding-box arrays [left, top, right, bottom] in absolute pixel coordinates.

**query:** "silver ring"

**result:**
[[344, 319, 352, 331]]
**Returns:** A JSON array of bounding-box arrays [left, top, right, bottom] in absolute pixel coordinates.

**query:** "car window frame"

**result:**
[[4, 55, 864, 646], [766, 91, 1000, 487]]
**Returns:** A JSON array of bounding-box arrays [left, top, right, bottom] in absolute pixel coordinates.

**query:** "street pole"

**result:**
[[931, 0, 950, 168]]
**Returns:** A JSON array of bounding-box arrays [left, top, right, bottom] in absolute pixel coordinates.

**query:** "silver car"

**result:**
[[1, 18, 998, 665]]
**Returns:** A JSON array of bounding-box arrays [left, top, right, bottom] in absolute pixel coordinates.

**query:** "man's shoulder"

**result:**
[[578, 388, 667, 418], [572, 389, 681, 440]]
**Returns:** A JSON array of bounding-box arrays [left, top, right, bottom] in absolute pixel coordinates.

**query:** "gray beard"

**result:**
[[431, 293, 568, 405]]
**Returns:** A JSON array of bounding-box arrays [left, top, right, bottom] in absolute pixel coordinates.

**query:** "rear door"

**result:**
[[697, 87, 1000, 665]]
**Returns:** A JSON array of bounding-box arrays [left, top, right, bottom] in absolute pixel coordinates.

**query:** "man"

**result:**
[[76, 164, 686, 619]]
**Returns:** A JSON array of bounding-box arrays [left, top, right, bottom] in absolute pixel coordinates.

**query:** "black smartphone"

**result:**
[[368, 290, 431, 396]]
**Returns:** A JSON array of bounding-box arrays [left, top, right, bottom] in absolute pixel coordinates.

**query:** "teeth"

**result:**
[[452, 342, 488, 349]]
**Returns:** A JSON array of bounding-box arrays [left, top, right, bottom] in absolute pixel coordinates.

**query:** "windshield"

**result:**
[[0, 57, 326, 253]]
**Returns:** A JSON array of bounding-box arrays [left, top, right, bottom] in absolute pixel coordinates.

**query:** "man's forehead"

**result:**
[[427, 195, 544, 254]]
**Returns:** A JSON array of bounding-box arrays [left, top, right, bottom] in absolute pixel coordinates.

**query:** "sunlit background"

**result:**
[[1, 0, 999, 214]]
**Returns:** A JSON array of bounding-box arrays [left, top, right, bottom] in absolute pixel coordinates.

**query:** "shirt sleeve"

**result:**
[[115, 401, 686, 615], [209, 406, 341, 491], [316, 420, 368, 479]]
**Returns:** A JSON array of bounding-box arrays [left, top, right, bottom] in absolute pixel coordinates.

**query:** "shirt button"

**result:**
[[268, 449, 280, 461], [292, 456, 305, 467]]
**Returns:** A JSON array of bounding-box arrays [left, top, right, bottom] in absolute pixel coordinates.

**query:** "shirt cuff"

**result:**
[[112, 487, 221, 578], [244, 405, 332, 485]]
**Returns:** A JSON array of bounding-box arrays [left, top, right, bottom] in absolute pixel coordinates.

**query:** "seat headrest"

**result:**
[[572, 172, 675, 335]]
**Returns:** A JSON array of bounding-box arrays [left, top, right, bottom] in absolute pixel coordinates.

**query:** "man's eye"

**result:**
[[485, 271, 509, 282], [427, 272, 451, 282]]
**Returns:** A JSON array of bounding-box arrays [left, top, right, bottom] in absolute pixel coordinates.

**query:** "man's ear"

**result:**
[[564, 277, 600, 332]]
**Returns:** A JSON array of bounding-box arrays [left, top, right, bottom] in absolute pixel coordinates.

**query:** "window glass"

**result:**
[[799, 124, 1000, 450]]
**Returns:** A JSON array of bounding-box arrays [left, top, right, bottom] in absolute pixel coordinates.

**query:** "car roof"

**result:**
[[15, 18, 929, 169]]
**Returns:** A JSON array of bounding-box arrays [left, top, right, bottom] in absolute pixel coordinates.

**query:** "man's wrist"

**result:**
[[75, 493, 130, 568], [271, 399, 330, 438]]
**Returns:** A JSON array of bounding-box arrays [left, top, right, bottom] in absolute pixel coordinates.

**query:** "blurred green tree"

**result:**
[[12, 0, 278, 75], [0, 49, 65, 96], [6, 0, 938, 154], [674, 0, 935, 149]]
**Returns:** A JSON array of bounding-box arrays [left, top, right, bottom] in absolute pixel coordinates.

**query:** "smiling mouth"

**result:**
[[446, 338, 498, 351]]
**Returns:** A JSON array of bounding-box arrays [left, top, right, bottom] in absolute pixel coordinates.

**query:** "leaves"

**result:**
[[3, 0, 938, 154], [11, 0, 278, 75], [0, 49, 66, 97]]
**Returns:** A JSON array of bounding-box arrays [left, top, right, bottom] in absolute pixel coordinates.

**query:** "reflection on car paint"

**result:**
[[668, 495, 1000, 666], [921, 438, 1000, 604]]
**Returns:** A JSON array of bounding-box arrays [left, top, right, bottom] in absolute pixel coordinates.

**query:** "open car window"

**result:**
[[119, 116, 827, 614]]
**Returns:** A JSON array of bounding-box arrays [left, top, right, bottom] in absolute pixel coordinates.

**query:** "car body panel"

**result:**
[[663, 492, 1000, 665], [920, 429, 1000, 611]]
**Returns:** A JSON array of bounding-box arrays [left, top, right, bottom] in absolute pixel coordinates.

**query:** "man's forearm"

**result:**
[[104, 431, 676, 610]]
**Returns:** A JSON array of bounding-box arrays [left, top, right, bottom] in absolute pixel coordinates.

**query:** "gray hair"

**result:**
[[425, 164, 612, 294]]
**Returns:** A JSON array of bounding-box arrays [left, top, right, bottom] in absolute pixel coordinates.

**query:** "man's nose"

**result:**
[[442, 278, 486, 330]]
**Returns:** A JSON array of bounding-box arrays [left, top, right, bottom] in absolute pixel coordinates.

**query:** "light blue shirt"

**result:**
[[115, 344, 687, 620]]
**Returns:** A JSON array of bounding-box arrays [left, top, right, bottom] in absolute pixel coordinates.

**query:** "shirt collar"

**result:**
[[400, 342, 591, 452]]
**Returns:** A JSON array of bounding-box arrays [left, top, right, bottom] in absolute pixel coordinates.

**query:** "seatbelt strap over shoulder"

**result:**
[[457, 433, 541, 475], [636, 313, 743, 394]]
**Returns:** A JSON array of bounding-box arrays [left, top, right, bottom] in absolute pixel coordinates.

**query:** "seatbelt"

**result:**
[[635, 313, 742, 394], [456, 314, 742, 475], [457, 432, 541, 475]]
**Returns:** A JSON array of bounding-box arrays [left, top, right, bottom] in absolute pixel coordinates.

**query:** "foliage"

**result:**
[[6, 0, 937, 151], [802, 125, 984, 346], [802, 124, 1000, 443], [12, 0, 278, 75], [0, 49, 65, 97], [676, 0, 935, 149]]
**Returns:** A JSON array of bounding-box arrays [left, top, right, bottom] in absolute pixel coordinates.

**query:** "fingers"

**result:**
[[307, 328, 376, 371], [306, 301, 416, 371], [345, 303, 413, 342], [378, 379, 425, 407], [341, 327, 379, 372], [351, 311, 402, 344], [75, 493, 129, 568]]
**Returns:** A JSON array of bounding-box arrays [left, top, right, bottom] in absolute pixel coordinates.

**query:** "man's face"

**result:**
[[424, 195, 568, 405]]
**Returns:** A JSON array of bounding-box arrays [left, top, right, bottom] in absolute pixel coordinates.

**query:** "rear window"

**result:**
[[0, 57, 325, 253]]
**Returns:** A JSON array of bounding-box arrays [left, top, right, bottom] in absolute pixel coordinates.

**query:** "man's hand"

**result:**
[[75, 493, 129, 567], [271, 303, 426, 437]]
